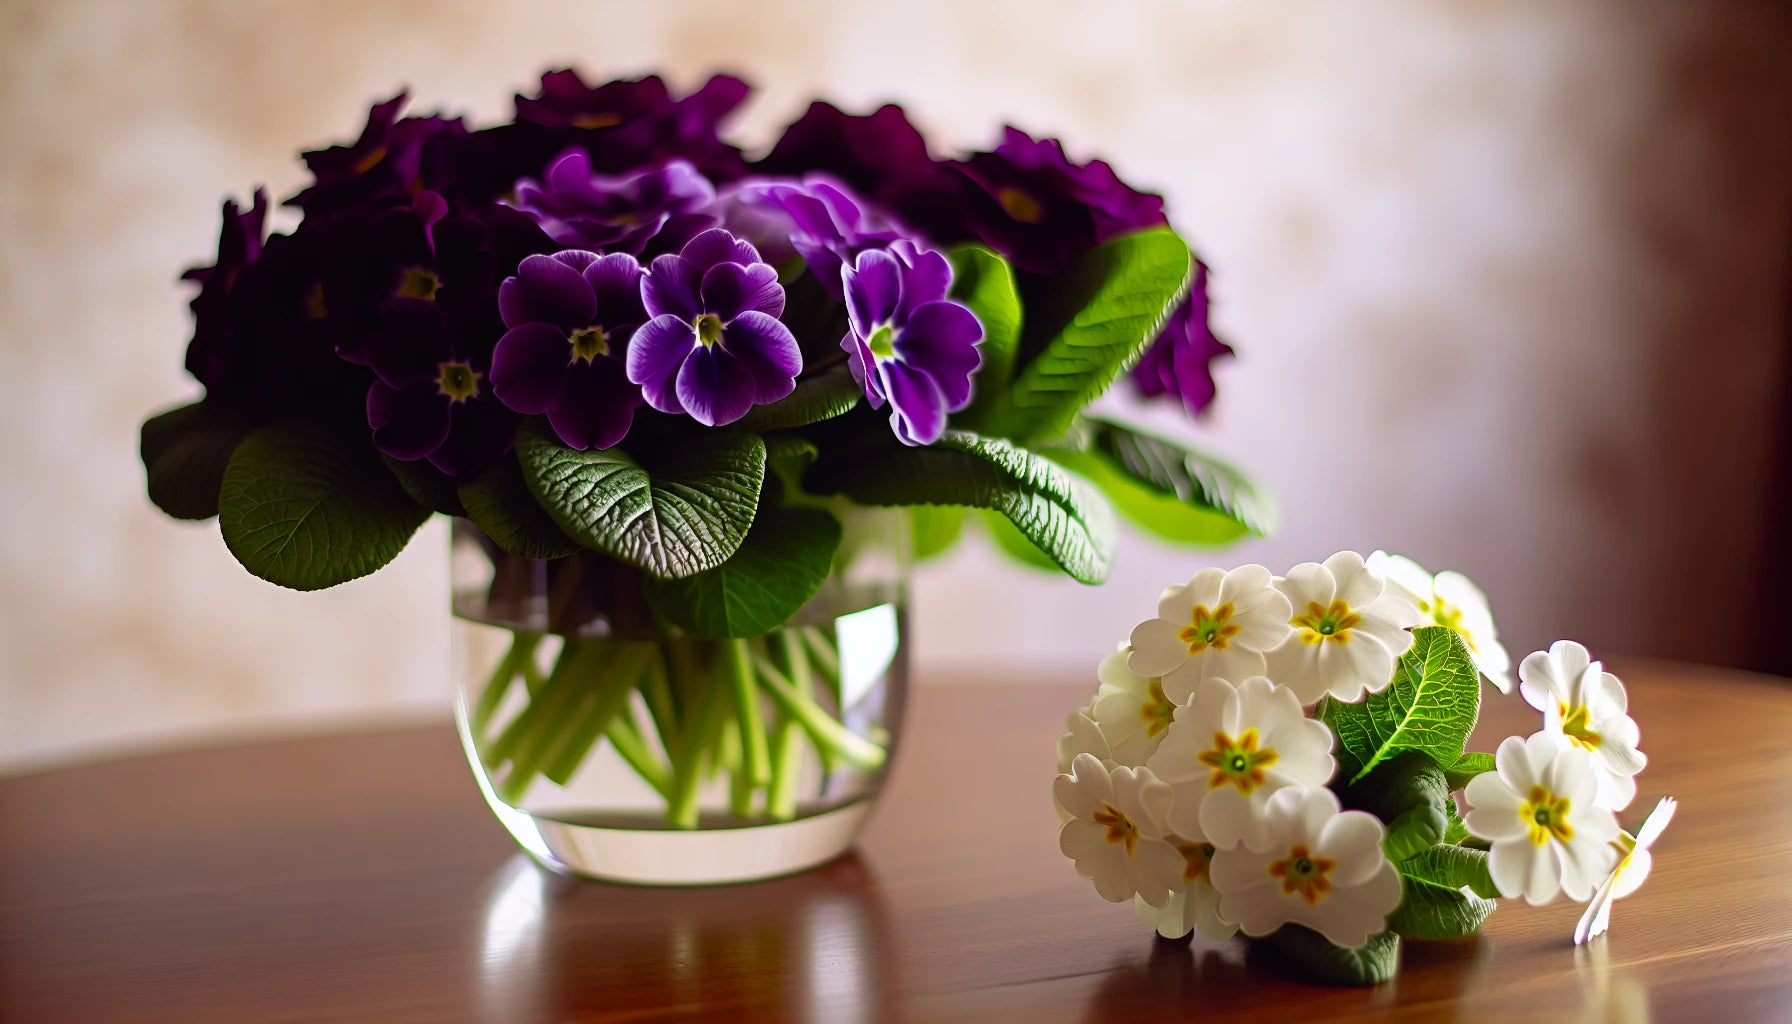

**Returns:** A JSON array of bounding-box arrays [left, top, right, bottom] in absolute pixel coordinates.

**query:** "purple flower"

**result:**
[[509, 149, 716, 255], [183, 189, 269, 392], [1130, 263, 1232, 419], [958, 127, 1167, 275], [725, 176, 912, 299], [289, 91, 467, 214], [489, 251, 647, 450], [627, 229, 801, 427], [511, 70, 750, 183], [364, 298, 517, 480], [841, 242, 984, 446]]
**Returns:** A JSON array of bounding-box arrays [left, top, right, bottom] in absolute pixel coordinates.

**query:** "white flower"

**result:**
[[1367, 551, 1512, 693], [1145, 676, 1335, 851], [1128, 565, 1292, 702], [1055, 753, 1185, 906], [1133, 837, 1237, 941], [1575, 796, 1675, 945], [1055, 705, 1114, 776], [1209, 786, 1402, 949], [1091, 644, 1178, 766], [1519, 640, 1647, 810], [1265, 551, 1424, 704], [1464, 732, 1621, 905]]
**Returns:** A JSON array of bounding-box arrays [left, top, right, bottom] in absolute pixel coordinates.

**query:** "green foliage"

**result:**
[[806, 429, 1116, 583], [1318, 627, 1482, 784], [1339, 751, 1452, 863], [1049, 418, 1274, 545], [1262, 926, 1400, 986], [947, 244, 1023, 428], [383, 455, 466, 516], [140, 402, 251, 521], [1388, 846, 1500, 939], [1443, 798, 1470, 845], [644, 507, 842, 637], [991, 227, 1190, 445], [1401, 844, 1500, 900], [735, 363, 862, 432], [1444, 751, 1496, 791], [980, 509, 1062, 572], [910, 505, 966, 561], [217, 424, 430, 590], [516, 428, 765, 579], [457, 455, 581, 560]]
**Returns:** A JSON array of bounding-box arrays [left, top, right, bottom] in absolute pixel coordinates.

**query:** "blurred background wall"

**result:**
[[2, 0, 1788, 772]]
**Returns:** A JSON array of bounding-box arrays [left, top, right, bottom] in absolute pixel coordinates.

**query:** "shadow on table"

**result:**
[[475, 852, 892, 1022]]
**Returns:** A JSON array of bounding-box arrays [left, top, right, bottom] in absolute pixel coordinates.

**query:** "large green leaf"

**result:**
[[1339, 750, 1451, 863], [910, 505, 966, 561], [383, 455, 466, 516], [457, 455, 580, 560], [643, 507, 842, 637], [1389, 845, 1499, 939], [947, 244, 1022, 428], [516, 428, 765, 579], [1318, 626, 1482, 784], [1400, 844, 1500, 899], [994, 227, 1190, 444], [806, 430, 1116, 584], [140, 401, 251, 521], [217, 424, 431, 590], [1050, 417, 1274, 544], [1444, 751, 1496, 792], [734, 363, 862, 432], [980, 509, 1061, 572], [1261, 926, 1399, 986]]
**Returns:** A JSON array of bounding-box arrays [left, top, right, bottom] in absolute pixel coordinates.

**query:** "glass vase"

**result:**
[[450, 509, 909, 885]]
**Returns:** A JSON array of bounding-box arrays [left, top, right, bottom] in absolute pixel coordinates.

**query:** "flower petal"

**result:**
[[545, 358, 640, 450], [675, 343, 756, 426], [585, 252, 646, 326], [1491, 835, 1560, 904], [1319, 810, 1387, 887], [500, 252, 598, 330], [897, 300, 983, 410], [625, 315, 695, 414], [1127, 618, 1188, 678], [845, 248, 903, 339], [722, 311, 802, 403], [367, 379, 450, 461], [642, 254, 703, 320], [881, 359, 948, 446], [700, 261, 785, 321], [427, 396, 517, 481], [680, 227, 762, 272], [489, 323, 571, 415], [895, 244, 954, 315]]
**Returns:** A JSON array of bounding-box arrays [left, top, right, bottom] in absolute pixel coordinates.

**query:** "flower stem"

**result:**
[[639, 654, 681, 764], [496, 640, 608, 803], [601, 711, 672, 800], [752, 650, 886, 771], [666, 651, 729, 829], [470, 631, 540, 737], [727, 639, 774, 789], [541, 641, 655, 787], [767, 632, 814, 820]]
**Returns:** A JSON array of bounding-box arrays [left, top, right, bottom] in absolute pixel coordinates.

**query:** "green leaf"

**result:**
[[734, 363, 863, 431], [382, 455, 466, 516], [1401, 844, 1500, 899], [910, 505, 966, 561], [516, 428, 765, 579], [217, 424, 431, 590], [947, 244, 1022, 428], [643, 507, 842, 637], [140, 402, 252, 521], [806, 430, 1116, 584], [1444, 751, 1496, 791], [1261, 926, 1399, 986], [1388, 873, 1497, 940], [1049, 417, 1274, 544], [980, 509, 1062, 572], [995, 227, 1190, 444], [1338, 750, 1451, 862], [457, 455, 580, 560], [1318, 626, 1482, 784], [1443, 800, 1470, 845]]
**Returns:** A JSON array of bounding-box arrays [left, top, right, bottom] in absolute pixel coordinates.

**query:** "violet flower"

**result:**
[[725, 176, 912, 299], [509, 149, 716, 255], [841, 242, 984, 446], [182, 189, 268, 393], [364, 298, 517, 480], [489, 251, 647, 450], [627, 229, 801, 427], [1130, 263, 1232, 419], [511, 70, 750, 182], [289, 91, 467, 214]]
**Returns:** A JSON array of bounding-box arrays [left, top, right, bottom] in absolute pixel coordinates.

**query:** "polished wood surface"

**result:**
[[2, 660, 1789, 1023]]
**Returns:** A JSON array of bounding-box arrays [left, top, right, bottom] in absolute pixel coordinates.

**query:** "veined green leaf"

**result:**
[[1444, 751, 1496, 792], [1400, 844, 1500, 900], [1389, 845, 1499, 940], [644, 507, 842, 637], [1261, 926, 1399, 986], [1050, 417, 1274, 544], [383, 454, 466, 516], [458, 454, 580, 560], [735, 363, 863, 432], [1319, 627, 1482, 784], [140, 401, 252, 521], [1339, 750, 1451, 863], [980, 509, 1062, 572], [948, 244, 1022, 428]]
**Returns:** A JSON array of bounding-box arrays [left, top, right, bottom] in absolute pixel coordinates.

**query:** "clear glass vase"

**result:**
[[451, 508, 910, 885]]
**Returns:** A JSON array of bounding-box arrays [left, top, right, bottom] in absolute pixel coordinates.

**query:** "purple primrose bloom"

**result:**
[[489, 251, 647, 450], [626, 229, 802, 427], [841, 242, 984, 446], [364, 298, 517, 480], [1130, 262, 1231, 419], [725, 176, 912, 299], [509, 149, 716, 255], [290, 91, 467, 214], [511, 70, 750, 182]]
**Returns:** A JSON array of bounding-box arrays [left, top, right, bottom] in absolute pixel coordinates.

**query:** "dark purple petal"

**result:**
[[585, 253, 647, 325], [844, 249, 903, 338], [892, 242, 953, 315], [880, 360, 948, 446], [675, 344, 756, 426], [626, 314, 697, 413], [427, 397, 517, 480], [723, 311, 801, 403], [546, 358, 641, 450], [489, 323, 572, 414], [366, 298, 451, 389], [367, 379, 451, 461], [679, 228, 761, 273], [699, 262, 784, 321], [499, 253, 598, 331], [839, 329, 886, 408], [897, 300, 983, 410], [642, 254, 703, 320]]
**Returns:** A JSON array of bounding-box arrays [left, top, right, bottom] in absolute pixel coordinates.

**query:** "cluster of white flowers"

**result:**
[[1054, 552, 1670, 958]]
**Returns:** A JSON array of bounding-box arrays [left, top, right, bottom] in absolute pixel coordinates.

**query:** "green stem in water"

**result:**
[[666, 651, 729, 829], [601, 710, 672, 800], [484, 638, 582, 769], [470, 631, 540, 737], [727, 639, 774, 789], [767, 632, 814, 820], [496, 640, 608, 803], [639, 654, 680, 764], [752, 651, 886, 771], [540, 641, 655, 788]]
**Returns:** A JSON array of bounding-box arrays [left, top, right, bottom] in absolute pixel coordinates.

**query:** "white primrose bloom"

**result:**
[[1128, 565, 1292, 702], [1091, 644, 1179, 766], [1055, 705, 1114, 776], [1575, 796, 1676, 945], [1209, 786, 1402, 949], [1146, 676, 1335, 851], [1519, 640, 1647, 810], [1464, 732, 1621, 905], [1133, 835, 1237, 941], [1056, 753, 1186, 906], [1367, 551, 1512, 693], [1265, 551, 1424, 704]]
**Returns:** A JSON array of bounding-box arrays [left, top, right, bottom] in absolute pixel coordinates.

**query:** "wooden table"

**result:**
[[2, 660, 1789, 1022]]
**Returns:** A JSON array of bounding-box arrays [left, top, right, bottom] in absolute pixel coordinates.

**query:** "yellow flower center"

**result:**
[[1177, 841, 1217, 885], [1197, 728, 1278, 795], [1268, 844, 1337, 905], [395, 265, 441, 301], [1137, 678, 1177, 739], [1520, 785, 1575, 846], [435, 361, 482, 403], [351, 144, 390, 176], [1419, 595, 1478, 653], [1178, 602, 1240, 654], [1291, 600, 1362, 646], [571, 112, 624, 130], [694, 312, 725, 348], [1558, 702, 1603, 751], [569, 325, 610, 364], [996, 186, 1044, 223], [1092, 802, 1139, 856]]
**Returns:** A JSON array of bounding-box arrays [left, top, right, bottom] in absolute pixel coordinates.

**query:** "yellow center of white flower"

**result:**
[[1520, 785, 1575, 846], [1197, 728, 1278, 795], [1092, 802, 1139, 855], [1291, 600, 1362, 646], [395, 265, 441, 301], [1419, 594, 1478, 653], [1136, 678, 1176, 739], [1177, 841, 1217, 885], [1178, 602, 1240, 654], [1268, 844, 1337, 905], [1557, 702, 1603, 751]]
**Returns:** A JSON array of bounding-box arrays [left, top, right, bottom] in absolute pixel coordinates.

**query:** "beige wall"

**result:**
[[2, 0, 1788, 772]]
